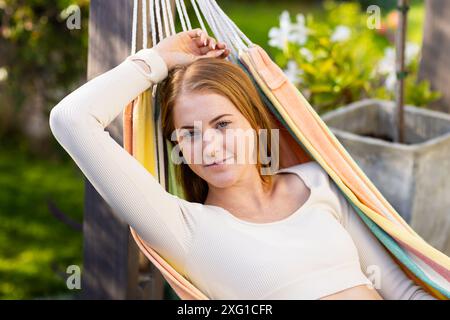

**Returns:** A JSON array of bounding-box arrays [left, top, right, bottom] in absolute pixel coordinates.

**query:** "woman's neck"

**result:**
[[204, 166, 276, 217]]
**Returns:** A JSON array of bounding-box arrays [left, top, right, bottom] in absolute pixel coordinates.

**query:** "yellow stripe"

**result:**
[[133, 90, 157, 177]]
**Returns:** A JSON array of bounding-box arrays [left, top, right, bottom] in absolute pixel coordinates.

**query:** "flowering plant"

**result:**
[[268, 1, 440, 114]]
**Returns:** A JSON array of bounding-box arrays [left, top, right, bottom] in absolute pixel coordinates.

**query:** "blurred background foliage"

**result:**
[[0, 0, 89, 153], [0, 0, 89, 299], [267, 1, 440, 114], [0, 0, 434, 299]]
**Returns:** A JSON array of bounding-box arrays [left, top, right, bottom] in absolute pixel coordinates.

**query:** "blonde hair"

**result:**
[[159, 57, 276, 203]]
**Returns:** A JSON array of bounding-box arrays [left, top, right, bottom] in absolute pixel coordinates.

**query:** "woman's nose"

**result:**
[[202, 128, 223, 158]]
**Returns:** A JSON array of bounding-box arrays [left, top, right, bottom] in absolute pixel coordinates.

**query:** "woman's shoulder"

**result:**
[[277, 161, 331, 188]]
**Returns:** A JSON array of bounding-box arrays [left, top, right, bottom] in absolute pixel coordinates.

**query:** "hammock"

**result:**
[[122, 0, 450, 300]]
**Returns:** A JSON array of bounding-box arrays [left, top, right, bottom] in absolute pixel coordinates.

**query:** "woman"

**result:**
[[49, 29, 435, 300]]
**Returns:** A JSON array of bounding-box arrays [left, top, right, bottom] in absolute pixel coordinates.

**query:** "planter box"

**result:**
[[322, 99, 450, 255]]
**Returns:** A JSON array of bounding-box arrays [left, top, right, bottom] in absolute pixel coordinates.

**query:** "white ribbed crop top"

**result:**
[[48, 48, 436, 299], [184, 161, 374, 299]]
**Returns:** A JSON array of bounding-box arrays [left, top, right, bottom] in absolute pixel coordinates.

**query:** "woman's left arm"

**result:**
[[328, 177, 437, 300]]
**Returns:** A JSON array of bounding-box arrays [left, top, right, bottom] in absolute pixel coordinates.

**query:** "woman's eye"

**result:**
[[216, 121, 230, 129], [186, 130, 201, 138]]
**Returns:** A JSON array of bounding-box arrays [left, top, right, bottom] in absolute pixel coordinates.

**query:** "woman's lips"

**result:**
[[204, 156, 233, 167]]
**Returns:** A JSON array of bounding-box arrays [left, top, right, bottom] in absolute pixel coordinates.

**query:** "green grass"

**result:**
[[0, 144, 84, 299]]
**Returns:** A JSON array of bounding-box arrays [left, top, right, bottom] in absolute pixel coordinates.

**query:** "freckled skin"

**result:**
[[173, 92, 256, 189]]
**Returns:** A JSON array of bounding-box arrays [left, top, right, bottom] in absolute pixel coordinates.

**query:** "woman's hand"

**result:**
[[153, 28, 230, 71]]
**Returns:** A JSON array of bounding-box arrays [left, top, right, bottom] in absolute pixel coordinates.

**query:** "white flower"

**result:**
[[384, 72, 397, 92], [331, 25, 351, 42], [268, 10, 309, 49], [268, 11, 292, 50], [377, 42, 420, 92], [299, 47, 314, 62], [405, 42, 420, 65], [377, 48, 396, 92], [280, 10, 292, 31], [0, 67, 8, 82], [378, 47, 395, 75], [290, 13, 309, 45], [283, 60, 302, 85], [378, 42, 420, 75], [268, 27, 287, 50]]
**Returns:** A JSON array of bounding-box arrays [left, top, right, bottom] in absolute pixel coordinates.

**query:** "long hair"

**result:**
[[159, 57, 276, 203]]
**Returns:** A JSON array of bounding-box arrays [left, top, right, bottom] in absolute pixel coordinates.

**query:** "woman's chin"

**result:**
[[203, 166, 238, 187]]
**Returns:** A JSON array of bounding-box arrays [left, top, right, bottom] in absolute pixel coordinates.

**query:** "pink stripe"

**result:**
[[392, 235, 450, 282]]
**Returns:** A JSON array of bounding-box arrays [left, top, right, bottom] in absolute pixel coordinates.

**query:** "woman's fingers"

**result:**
[[200, 32, 206, 46], [186, 28, 204, 38], [186, 29, 228, 57], [220, 48, 231, 58], [192, 33, 208, 47], [202, 49, 226, 58], [198, 42, 229, 56], [186, 28, 227, 49], [193, 37, 204, 47], [197, 47, 230, 60], [198, 46, 212, 55], [187, 28, 207, 46], [209, 38, 216, 50], [216, 41, 226, 49]]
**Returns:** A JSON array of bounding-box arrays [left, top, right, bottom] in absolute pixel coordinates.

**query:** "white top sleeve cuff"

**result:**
[[126, 48, 169, 84]]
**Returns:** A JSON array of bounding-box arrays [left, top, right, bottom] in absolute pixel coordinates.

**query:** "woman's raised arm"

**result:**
[[49, 29, 228, 274], [49, 48, 199, 275]]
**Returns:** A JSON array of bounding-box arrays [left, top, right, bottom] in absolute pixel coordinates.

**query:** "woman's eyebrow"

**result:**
[[180, 114, 233, 129]]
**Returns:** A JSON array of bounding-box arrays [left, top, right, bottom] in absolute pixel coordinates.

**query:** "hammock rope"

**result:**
[[164, 0, 176, 36], [161, 0, 171, 37], [123, 0, 450, 300], [149, 0, 157, 45], [179, 0, 192, 31], [190, 0, 208, 33], [174, 0, 187, 32], [142, 0, 148, 48], [131, 0, 139, 54]]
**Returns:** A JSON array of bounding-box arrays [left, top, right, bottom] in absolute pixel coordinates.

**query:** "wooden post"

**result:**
[[394, 0, 409, 144], [419, 0, 450, 113], [82, 0, 165, 299]]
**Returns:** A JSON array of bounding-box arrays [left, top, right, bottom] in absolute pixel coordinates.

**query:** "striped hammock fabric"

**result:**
[[122, 44, 450, 300]]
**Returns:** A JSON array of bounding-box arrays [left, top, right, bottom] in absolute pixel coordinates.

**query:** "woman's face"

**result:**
[[172, 91, 258, 188]]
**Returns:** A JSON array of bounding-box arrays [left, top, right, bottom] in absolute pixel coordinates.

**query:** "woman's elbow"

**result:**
[[49, 105, 70, 139], [49, 103, 85, 139]]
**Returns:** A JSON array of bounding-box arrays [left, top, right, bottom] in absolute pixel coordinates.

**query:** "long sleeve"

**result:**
[[328, 178, 438, 300], [49, 48, 197, 276]]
